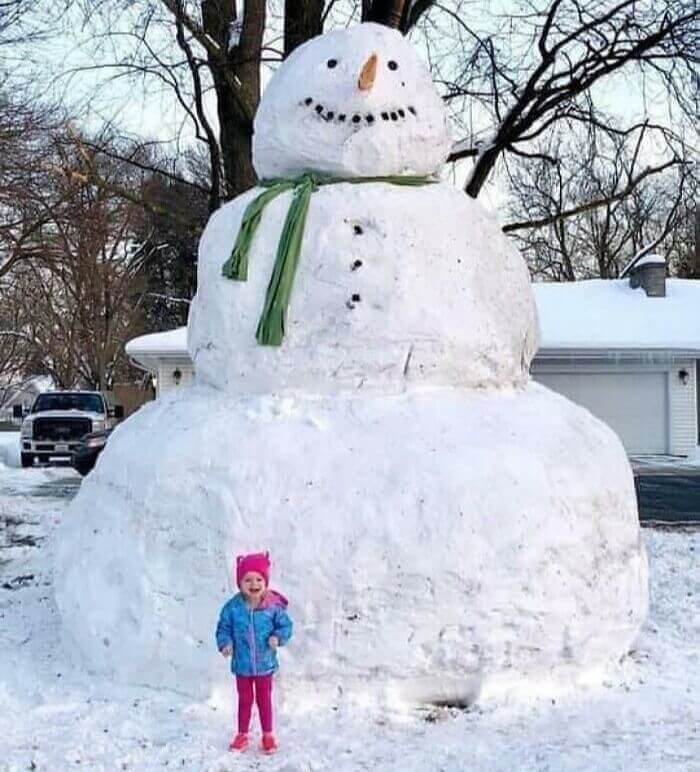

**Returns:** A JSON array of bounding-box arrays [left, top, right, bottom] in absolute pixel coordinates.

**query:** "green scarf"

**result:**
[[221, 172, 437, 346]]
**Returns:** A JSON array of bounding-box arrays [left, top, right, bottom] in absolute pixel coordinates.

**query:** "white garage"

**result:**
[[532, 272, 700, 457], [536, 371, 669, 454], [126, 327, 193, 398]]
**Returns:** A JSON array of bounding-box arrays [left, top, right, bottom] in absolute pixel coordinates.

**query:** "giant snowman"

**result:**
[[55, 23, 648, 704]]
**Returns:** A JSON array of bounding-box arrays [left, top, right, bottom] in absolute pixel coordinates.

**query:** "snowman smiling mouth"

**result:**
[[302, 97, 417, 126], [299, 51, 418, 128]]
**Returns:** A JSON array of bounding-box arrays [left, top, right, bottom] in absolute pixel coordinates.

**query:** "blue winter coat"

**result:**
[[215, 590, 293, 676]]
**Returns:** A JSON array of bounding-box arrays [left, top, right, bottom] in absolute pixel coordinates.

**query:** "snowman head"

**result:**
[[253, 23, 452, 180]]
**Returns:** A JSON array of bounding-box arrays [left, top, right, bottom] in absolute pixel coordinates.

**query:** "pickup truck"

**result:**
[[18, 391, 123, 467]]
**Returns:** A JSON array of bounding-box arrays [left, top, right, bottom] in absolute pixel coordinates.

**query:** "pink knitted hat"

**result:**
[[236, 552, 271, 587]]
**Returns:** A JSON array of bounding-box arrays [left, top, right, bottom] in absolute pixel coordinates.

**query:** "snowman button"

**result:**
[[353, 225, 364, 235], [381, 112, 389, 121], [352, 114, 362, 123], [390, 112, 398, 121]]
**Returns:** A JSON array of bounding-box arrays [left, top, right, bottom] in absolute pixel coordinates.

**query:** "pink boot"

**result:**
[[229, 733, 249, 752], [261, 733, 278, 754]]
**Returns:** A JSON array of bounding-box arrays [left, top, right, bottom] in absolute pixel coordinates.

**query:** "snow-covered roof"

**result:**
[[125, 278, 700, 364], [534, 279, 700, 353], [126, 327, 188, 359], [632, 253, 666, 268], [620, 252, 666, 278]]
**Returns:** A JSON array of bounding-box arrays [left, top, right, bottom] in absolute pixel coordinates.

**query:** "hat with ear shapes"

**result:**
[[236, 552, 271, 587]]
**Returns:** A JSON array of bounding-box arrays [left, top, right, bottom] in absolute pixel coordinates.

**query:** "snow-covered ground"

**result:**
[[0, 437, 698, 772]]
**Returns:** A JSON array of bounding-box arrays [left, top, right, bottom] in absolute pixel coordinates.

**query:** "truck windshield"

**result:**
[[32, 393, 105, 414]]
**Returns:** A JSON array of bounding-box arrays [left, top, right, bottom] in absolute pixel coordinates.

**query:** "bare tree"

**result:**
[[437, 0, 698, 202], [58, 1, 433, 208], [0, 0, 37, 48], [0, 95, 68, 278], [2, 127, 161, 388], [12, 0, 696, 256], [0, 275, 34, 393], [507, 121, 694, 280]]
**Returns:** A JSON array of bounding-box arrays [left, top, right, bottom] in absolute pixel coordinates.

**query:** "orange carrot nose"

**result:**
[[358, 53, 378, 92]]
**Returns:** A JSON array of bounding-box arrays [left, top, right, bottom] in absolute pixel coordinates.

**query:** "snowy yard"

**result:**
[[0, 434, 698, 772]]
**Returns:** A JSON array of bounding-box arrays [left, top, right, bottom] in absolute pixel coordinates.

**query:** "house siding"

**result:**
[[697, 360, 700, 445], [157, 361, 195, 397], [531, 359, 698, 457], [669, 358, 698, 455]]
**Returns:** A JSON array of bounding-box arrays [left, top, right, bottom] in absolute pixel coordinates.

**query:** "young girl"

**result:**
[[215, 551, 293, 754]]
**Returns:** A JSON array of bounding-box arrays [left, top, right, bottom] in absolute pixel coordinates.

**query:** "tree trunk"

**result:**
[[366, 0, 408, 28], [694, 205, 700, 278], [202, 0, 265, 199], [284, 0, 324, 57], [465, 145, 500, 199]]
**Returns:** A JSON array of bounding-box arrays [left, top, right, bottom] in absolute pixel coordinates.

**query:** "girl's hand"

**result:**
[[220, 643, 233, 657], [268, 635, 279, 650]]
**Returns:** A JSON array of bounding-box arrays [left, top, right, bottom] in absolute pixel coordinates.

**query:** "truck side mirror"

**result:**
[[12, 405, 24, 419], [112, 405, 125, 419]]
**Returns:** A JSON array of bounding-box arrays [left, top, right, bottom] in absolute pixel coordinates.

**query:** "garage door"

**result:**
[[533, 371, 669, 454]]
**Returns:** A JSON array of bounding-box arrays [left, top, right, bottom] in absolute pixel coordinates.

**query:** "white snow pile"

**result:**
[[0, 432, 20, 468], [54, 22, 648, 705], [534, 278, 700, 351], [188, 181, 536, 394]]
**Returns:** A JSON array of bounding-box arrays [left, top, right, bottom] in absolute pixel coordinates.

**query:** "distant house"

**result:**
[[125, 327, 193, 398], [126, 261, 700, 457], [531, 260, 699, 457]]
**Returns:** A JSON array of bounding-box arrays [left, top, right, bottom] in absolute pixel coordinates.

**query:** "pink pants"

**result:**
[[235, 674, 273, 734]]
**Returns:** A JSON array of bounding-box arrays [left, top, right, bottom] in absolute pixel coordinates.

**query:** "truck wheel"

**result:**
[[21, 453, 34, 468]]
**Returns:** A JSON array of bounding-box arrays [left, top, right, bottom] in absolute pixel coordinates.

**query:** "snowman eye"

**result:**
[[327, 59, 338, 69], [388, 60, 399, 71]]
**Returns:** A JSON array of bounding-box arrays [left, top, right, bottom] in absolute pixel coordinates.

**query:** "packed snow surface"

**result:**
[[55, 383, 647, 702], [534, 279, 700, 351], [253, 24, 451, 180], [0, 460, 695, 771]]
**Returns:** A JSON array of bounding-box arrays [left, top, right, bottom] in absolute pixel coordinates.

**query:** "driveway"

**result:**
[[631, 455, 700, 524]]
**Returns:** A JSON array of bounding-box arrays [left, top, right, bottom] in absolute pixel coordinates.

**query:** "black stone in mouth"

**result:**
[[302, 98, 417, 126]]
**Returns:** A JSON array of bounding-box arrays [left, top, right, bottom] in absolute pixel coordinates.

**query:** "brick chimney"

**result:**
[[627, 254, 667, 297]]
